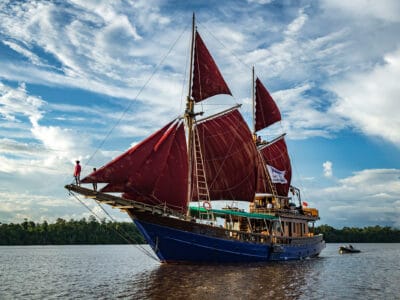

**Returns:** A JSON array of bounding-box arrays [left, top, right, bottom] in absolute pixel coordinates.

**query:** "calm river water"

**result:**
[[1, 243, 399, 299]]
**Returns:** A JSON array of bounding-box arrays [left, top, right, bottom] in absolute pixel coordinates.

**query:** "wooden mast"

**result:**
[[185, 13, 196, 212], [253, 67, 278, 200], [252, 66, 256, 141], [252, 66, 256, 136]]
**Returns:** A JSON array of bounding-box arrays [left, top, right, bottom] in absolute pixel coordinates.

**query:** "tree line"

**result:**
[[0, 217, 145, 245], [314, 224, 400, 243], [1, 219, 399, 245]]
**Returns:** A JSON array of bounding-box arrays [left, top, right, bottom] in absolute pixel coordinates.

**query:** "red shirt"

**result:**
[[74, 164, 81, 176]]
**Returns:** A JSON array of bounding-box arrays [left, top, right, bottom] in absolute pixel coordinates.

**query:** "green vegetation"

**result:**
[[0, 217, 145, 245], [315, 225, 400, 243], [1, 219, 399, 245]]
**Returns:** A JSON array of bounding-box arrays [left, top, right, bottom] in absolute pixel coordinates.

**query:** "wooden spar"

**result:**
[[257, 133, 287, 151], [187, 13, 195, 101], [185, 13, 196, 213], [65, 184, 187, 219], [252, 66, 255, 136], [196, 104, 241, 124]]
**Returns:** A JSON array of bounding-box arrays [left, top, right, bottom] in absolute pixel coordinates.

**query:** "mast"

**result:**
[[252, 66, 255, 136], [185, 13, 196, 210]]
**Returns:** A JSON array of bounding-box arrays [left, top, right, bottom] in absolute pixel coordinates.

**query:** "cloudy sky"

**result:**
[[0, 0, 399, 228]]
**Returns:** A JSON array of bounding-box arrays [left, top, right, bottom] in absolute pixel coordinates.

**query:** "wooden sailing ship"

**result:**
[[66, 14, 325, 263]]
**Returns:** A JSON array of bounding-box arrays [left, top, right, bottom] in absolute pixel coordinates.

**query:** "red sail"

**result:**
[[258, 136, 292, 196], [81, 121, 188, 213], [193, 109, 258, 201], [255, 78, 281, 131], [192, 31, 232, 102]]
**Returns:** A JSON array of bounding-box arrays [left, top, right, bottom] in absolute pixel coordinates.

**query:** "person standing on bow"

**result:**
[[74, 160, 81, 186], [92, 167, 97, 191]]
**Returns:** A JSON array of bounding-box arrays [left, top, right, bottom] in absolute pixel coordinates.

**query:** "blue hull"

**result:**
[[132, 216, 325, 263]]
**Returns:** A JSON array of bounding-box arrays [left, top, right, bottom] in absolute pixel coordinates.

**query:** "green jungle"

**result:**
[[0, 218, 399, 245]]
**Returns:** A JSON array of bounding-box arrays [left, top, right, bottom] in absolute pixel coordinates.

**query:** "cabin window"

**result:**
[[285, 222, 290, 235]]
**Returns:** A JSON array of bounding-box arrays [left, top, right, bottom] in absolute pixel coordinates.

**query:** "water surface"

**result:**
[[1, 243, 399, 299]]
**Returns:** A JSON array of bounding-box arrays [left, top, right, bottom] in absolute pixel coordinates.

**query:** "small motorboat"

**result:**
[[339, 245, 361, 254]]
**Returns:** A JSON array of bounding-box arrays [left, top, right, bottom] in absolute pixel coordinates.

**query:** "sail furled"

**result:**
[[81, 121, 188, 212], [258, 136, 292, 196], [192, 109, 259, 201], [255, 78, 281, 131], [192, 31, 232, 102]]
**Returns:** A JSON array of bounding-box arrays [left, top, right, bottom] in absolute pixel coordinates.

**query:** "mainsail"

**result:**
[[81, 121, 188, 212], [258, 136, 292, 197], [192, 109, 259, 202], [192, 31, 232, 102], [254, 78, 281, 132]]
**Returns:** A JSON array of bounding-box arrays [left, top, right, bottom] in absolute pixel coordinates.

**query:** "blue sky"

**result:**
[[0, 0, 399, 228]]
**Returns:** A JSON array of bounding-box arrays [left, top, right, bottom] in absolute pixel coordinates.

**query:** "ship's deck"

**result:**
[[65, 184, 319, 222]]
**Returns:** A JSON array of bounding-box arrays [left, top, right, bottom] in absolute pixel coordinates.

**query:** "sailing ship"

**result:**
[[66, 15, 325, 263]]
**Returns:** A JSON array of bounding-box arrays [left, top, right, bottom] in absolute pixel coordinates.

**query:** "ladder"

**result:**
[[193, 128, 213, 221]]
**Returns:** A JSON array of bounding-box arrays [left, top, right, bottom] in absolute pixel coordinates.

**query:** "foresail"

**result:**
[[81, 121, 188, 213], [192, 31, 232, 102], [255, 78, 281, 131], [258, 135, 292, 196], [192, 109, 258, 201]]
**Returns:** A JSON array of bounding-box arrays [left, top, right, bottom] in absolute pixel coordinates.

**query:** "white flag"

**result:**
[[266, 165, 287, 184]]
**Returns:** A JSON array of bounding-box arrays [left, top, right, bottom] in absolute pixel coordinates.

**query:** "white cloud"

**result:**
[[0, 191, 128, 223], [247, 0, 274, 4], [2, 40, 43, 66], [0, 138, 48, 157], [131, 0, 170, 29], [329, 48, 400, 147], [313, 169, 400, 227], [0, 82, 44, 124], [243, 9, 348, 82], [0, 1, 373, 145], [323, 161, 333, 177], [321, 0, 400, 22], [0, 0, 188, 115], [284, 9, 308, 37], [269, 84, 348, 139], [0, 82, 97, 177]]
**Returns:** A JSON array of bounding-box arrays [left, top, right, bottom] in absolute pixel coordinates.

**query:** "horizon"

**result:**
[[1, 216, 399, 231], [0, 1, 399, 228]]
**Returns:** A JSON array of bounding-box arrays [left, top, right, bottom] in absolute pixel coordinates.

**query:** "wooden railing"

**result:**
[[250, 207, 319, 221]]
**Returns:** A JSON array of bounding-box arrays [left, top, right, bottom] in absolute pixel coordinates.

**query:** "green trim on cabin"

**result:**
[[189, 206, 278, 220]]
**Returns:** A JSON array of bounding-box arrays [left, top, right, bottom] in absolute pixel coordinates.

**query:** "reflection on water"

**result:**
[[144, 260, 317, 299], [1, 244, 399, 299]]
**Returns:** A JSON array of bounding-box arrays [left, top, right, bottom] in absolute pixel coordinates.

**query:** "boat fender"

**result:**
[[203, 201, 212, 210]]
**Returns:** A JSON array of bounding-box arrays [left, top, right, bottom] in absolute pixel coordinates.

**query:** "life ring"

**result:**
[[203, 201, 212, 210]]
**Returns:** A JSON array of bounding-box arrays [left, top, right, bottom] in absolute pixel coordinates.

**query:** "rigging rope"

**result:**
[[68, 191, 159, 262], [83, 24, 190, 171]]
